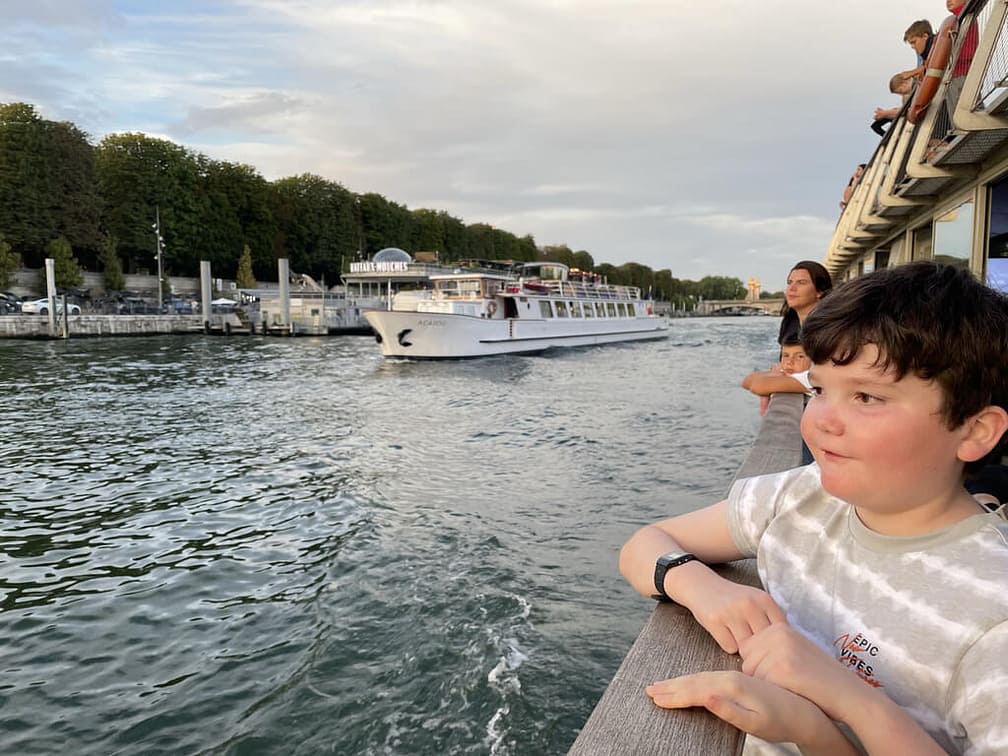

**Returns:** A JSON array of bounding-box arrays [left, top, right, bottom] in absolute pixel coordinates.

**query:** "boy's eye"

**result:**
[[853, 392, 881, 404]]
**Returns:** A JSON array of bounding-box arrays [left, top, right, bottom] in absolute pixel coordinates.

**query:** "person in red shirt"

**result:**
[[945, 0, 979, 121]]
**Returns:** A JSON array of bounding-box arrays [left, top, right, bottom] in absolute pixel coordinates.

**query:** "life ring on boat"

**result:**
[[646, 304, 653, 315], [486, 300, 497, 317], [908, 15, 956, 125]]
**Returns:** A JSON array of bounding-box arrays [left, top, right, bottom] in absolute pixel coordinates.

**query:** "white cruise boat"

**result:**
[[364, 261, 668, 358]]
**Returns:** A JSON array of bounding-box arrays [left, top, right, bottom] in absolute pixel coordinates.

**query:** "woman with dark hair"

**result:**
[[778, 261, 833, 346]]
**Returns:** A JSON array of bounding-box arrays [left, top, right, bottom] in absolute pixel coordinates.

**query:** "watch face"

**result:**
[[657, 552, 689, 566]]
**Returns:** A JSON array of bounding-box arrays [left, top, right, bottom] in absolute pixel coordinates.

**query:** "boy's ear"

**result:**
[[958, 406, 1008, 463]]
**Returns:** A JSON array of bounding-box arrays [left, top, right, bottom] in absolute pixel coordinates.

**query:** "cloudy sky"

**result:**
[[1, 0, 940, 290]]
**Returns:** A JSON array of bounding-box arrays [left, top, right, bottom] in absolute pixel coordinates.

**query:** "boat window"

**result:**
[[617, 303, 626, 317], [627, 303, 635, 317], [933, 200, 973, 270], [436, 279, 482, 299], [569, 301, 581, 317], [582, 301, 594, 318], [606, 302, 617, 317], [555, 300, 569, 318], [987, 178, 1008, 293], [539, 300, 553, 317], [911, 223, 933, 261]]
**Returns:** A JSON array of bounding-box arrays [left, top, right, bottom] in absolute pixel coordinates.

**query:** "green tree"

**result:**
[[571, 249, 595, 272], [95, 132, 203, 276], [357, 192, 414, 259], [43, 236, 83, 289], [0, 234, 18, 289], [100, 236, 125, 292], [696, 275, 746, 300], [270, 174, 356, 279], [0, 103, 102, 267], [540, 244, 575, 267], [236, 243, 256, 288]]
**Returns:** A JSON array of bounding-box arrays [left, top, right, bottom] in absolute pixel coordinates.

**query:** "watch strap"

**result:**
[[652, 552, 698, 602]]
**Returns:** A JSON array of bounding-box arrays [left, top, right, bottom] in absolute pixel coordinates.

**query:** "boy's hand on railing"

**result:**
[[678, 572, 787, 654], [645, 671, 860, 756], [740, 624, 864, 721], [740, 624, 949, 755]]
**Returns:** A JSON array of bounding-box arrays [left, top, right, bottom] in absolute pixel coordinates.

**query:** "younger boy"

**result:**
[[743, 338, 812, 414], [619, 262, 1008, 754]]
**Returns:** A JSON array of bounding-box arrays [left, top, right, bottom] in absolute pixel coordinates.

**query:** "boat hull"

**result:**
[[364, 310, 669, 358]]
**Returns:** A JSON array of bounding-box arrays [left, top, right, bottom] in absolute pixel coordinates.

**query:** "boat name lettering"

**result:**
[[349, 261, 409, 273], [418, 319, 445, 327]]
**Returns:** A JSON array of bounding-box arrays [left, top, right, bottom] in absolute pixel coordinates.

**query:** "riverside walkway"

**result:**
[[569, 392, 804, 755]]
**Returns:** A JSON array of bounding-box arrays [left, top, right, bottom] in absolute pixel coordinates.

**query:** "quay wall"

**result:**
[[0, 314, 249, 340], [569, 393, 804, 755]]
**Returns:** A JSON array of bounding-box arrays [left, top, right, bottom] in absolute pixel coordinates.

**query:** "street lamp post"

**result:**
[[152, 207, 165, 309]]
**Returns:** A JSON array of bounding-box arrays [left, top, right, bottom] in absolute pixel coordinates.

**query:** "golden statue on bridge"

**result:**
[[746, 277, 761, 302]]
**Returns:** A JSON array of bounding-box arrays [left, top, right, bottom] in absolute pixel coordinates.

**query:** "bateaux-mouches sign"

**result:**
[[350, 261, 409, 273]]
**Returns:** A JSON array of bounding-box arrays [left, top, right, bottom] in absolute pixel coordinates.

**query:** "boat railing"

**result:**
[[521, 279, 643, 300], [919, 0, 1001, 156], [827, 0, 1008, 272], [568, 393, 805, 756]]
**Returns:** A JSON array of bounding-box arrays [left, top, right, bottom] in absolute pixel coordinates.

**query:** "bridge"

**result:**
[[696, 298, 783, 316]]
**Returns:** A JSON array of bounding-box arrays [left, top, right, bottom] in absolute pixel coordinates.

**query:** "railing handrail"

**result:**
[[568, 393, 805, 756]]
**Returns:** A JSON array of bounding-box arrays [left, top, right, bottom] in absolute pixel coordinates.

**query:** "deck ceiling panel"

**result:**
[[898, 177, 955, 197], [939, 129, 1008, 164]]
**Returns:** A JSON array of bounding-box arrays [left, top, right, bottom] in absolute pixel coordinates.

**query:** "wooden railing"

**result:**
[[569, 393, 805, 755]]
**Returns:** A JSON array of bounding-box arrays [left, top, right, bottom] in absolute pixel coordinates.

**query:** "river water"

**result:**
[[1, 317, 781, 755]]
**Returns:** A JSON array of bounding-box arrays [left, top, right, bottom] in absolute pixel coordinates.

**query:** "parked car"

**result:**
[[20, 298, 81, 315], [116, 298, 159, 315], [0, 292, 22, 314], [162, 298, 194, 314]]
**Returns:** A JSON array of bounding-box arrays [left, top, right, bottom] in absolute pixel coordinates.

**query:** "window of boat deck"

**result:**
[[569, 302, 581, 317], [606, 303, 617, 317], [617, 303, 627, 317], [583, 302, 594, 318], [933, 200, 973, 270], [988, 177, 1008, 294], [555, 301, 569, 317], [539, 300, 553, 317], [436, 279, 482, 298], [627, 303, 636, 317]]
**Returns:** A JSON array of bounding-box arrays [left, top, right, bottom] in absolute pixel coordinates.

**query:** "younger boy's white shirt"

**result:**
[[787, 369, 813, 395], [726, 463, 1008, 756]]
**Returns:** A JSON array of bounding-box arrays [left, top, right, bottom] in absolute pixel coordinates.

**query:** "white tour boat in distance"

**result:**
[[364, 260, 669, 358]]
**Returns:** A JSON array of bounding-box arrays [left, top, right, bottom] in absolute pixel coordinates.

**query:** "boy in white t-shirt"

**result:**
[[619, 262, 1008, 754], [743, 340, 813, 416]]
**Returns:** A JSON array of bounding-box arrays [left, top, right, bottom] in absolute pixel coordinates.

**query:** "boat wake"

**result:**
[[484, 593, 532, 755]]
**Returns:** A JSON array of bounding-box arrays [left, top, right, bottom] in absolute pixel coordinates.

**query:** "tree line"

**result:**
[[0, 101, 755, 306]]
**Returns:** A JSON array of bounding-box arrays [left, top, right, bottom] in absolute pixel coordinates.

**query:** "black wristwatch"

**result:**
[[652, 552, 698, 602]]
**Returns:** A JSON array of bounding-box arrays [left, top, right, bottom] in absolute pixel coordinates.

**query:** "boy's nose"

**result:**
[[807, 396, 843, 436]]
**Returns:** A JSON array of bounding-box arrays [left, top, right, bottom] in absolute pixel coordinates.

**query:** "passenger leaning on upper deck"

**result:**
[[902, 19, 935, 80], [619, 262, 1008, 755], [777, 261, 832, 348], [870, 21, 933, 136], [945, 0, 979, 120], [870, 74, 916, 136]]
